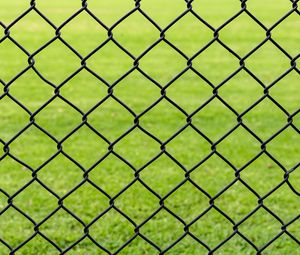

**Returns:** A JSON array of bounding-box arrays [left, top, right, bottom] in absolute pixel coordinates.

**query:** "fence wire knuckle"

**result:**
[[0, 0, 299, 254]]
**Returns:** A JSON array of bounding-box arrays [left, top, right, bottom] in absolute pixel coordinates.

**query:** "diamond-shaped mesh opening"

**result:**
[[167, 70, 212, 113], [166, 13, 212, 57], [140, 154, 184, 196], [63, 182, 109, 223], [165, 181, 209, 222], [114, 128, 159, 168], [0, 207, 33, 247], [240, 154, 284, 195], [35, 98, 82, 139], [34, 39, 79, 85], [114, 182, 159, 223], [9, 126, 57, 168], [269, 70, 300, 113], [88, 209, 134, 253], [16, 235, 59, 255], [88, 154, 134, 196], [141, 0, 186, 27], [246, 0, 292, 27], [213, 234, 255, 255], [238, 207, 282, 247], [190, 154, 235, 196], [215, 182, 258, 222], [66, 238, 107, 255], [36, 0, 82, 26], [0, 0, 28, 25], [192, 0, 241, 28], [140, 209, 184, 249], [0, 1, 299, 253], [192, 41, 240, 85], [267, 127, 300, 169], [220, 12, 266, 56], [246, 41, 291, 84], [13, 181, 57, 222], [218, 70, 263, 113], [113, 71, 161, 113], [118, 235, 158, 255], [61, 11, 107, 56], [243, 98, 287, 140], [87, 41, 133, 84], [167, 127, 212, 169], [8, 69, 53, 112], [263, 184, 299, 222], [272, 12, 300, 57], [217, 127, 261, 168], [87, 97, 133, 141], [192, 98, 237, 141], [164, 235, 208, 255], [38, 154, 83, 196], [0, 96, 28, 141], [189, 208, 233, 248], [87, 0, 134, 27], [140, 99, 186, 141], [0, 39, 28, 83], [59, 69, 107, 112], [0, 156, 32, 195], [8, 10, 54, 53], [62, 125, 108, 168], [261, 234, 300, 255], [139, 41, 187, 84], [113, 12, 158, 56], [40, 208, 84, 250]]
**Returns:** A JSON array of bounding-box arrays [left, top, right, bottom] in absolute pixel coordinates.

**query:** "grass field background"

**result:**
[[0, 0, 300, 254]]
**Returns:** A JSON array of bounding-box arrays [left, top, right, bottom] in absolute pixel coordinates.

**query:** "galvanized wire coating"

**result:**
[[0, 0, 300, 254]]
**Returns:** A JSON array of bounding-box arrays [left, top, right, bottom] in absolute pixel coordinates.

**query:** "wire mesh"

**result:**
[[0, 0, 299, 254]]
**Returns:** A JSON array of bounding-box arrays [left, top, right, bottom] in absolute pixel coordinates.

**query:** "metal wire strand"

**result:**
[[0, 0, 299, 254]]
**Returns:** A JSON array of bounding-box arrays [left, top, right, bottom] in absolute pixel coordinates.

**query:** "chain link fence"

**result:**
[[0, 0, 299, 254]]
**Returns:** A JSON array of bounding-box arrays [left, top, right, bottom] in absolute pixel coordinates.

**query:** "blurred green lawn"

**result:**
[[0, 0, 300, 254]]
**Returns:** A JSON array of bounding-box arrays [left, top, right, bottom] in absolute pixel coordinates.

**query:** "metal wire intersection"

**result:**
[[0, 0, 299, 254]]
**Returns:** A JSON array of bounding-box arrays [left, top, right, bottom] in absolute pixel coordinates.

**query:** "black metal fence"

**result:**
[[0, 0, 299, 254]]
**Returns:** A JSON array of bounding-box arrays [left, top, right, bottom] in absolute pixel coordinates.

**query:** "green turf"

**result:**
[[0, 0, 300, 254]]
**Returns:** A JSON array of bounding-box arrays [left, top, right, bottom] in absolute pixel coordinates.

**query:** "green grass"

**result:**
[[0, 0, 300, 254]]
